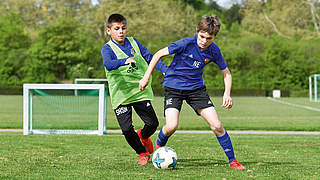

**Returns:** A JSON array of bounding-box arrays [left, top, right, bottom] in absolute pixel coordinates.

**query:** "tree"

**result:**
[[223, 4, 243, 29], [182, 0, 206, 10], [241, 0, 320, 38], [93, 0, 198, 89], [23, 17, 102, 83], [0, 12, 30, 85]]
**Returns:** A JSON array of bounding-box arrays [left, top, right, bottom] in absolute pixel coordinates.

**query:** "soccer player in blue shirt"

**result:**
[[139, 15, 245, 169]]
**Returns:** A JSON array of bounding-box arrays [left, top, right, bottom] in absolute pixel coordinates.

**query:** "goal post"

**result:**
[[23, 84, 106, 135], [74, 78, 108, 96], [309, 74, 320, 102], [74, 78, 109, 132]]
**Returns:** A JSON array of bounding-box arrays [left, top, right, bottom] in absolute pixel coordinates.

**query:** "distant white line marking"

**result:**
[[267, 97, 320, 112], [2, 129, 320, 135]]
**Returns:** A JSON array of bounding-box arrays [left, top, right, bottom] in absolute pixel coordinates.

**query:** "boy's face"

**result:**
[[197, 30, 214, 50], [107, 22, 127, 45]]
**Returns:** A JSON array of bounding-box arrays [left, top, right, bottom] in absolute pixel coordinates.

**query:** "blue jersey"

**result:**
[[101, 38, 168, 73], [162, 35, 227, 90]]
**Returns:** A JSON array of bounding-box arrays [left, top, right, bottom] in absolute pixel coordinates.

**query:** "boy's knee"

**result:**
[[151, 119, 159, 129], [210, 122, 223, 132], [145, 116, 159, 131], [211, 123, 225, 135], [122, 126, 135, 136], [164, 124, 178, 136]]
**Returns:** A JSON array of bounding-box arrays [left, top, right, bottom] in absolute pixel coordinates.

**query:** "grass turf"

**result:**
[[0, 132, 319, 179], [1, 95, 320, 131]]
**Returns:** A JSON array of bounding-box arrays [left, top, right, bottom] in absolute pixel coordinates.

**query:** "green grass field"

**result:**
[[0, 132, 319, 179], [1, 95, 320, 179], [1, 95, 320, 131]]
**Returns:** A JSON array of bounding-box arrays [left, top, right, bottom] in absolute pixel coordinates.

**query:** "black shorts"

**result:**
[[164, 86, 214, 116], [114, 100, 158, 132]]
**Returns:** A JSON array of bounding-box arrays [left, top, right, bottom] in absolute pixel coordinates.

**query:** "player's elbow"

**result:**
[[104, 64, 115, 72]]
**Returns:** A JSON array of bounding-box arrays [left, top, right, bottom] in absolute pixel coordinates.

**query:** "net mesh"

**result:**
[[31, 89, 100, 130]]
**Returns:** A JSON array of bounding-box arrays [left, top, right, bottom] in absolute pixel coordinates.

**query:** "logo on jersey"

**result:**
[[127, 63, 138, 73], [146, 102, 151, 107], [188, 54, 193, 58], [204, 58, 210, 64], [193, 60, 201, 68], [130, 48, 135, 56]]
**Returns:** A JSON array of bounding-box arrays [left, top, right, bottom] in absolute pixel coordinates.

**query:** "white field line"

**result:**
[[2, 129, 320, 135], [267, 97, 320, 112], [224, 116, 320, 120]]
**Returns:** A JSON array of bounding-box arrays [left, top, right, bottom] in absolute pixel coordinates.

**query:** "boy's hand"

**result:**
[[125, 58, 136, 65], [222, 95, 233, 109], [139, 77, 149, 91]]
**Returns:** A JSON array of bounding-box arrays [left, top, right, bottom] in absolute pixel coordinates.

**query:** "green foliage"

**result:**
[[0, 12, 30, 86], [242, 0, 320, 38], [223, 4, 243, 30], [0, 0, 319, 95], [23, 17, 104, 83], [181, 0, 206, 10], [210, 33, 320, 91]]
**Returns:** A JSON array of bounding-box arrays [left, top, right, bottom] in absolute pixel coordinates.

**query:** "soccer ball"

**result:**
[[152, 146, 177, 169]]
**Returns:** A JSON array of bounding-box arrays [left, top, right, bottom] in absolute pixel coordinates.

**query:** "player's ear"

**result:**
[[106, 28, 111, 35]]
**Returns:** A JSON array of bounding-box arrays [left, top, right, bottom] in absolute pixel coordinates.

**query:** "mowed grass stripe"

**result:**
[[1, 96, 320, 131], [0, 132, 319, 179]]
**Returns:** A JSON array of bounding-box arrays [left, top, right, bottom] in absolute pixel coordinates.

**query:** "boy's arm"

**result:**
[[221, 67, 232, 109], [139, 47, 169, 90], [135, 38, 168, 73], [101, 45, 136, 71]]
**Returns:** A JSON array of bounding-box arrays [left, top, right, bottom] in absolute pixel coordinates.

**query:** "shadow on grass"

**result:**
[[178, 158, 226, 167], [178, 158, 296, 168]]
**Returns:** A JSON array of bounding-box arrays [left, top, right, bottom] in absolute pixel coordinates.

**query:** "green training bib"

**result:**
[[105, 37, 153, 109]]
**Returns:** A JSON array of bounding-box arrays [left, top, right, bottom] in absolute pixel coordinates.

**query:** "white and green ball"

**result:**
[[152, 146, 177, 169]]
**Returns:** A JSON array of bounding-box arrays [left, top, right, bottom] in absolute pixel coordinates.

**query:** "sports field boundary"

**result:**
[[267, 97, 320, 112], [1, 129, 320, 135]]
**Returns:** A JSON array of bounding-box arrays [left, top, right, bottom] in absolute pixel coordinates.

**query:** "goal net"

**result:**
[[309, 74, 320, 102], [23, 84, 106, 135], [74, 78, 108, 96]]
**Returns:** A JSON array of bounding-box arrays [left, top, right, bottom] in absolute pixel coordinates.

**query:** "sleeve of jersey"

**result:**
[[101, 45, 127, 71], [134, 38, 168, 73], [212, 45, 227, 70], [168, 38, 186, 55]]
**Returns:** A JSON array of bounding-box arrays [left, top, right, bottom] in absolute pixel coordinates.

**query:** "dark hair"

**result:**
[[196, 15, 221, 36], [107, 14, 127, 28]]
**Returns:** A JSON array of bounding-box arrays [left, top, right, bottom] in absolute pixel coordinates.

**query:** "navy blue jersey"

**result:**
[[162, 35, 227, 90], [101, 38, 168, 73]]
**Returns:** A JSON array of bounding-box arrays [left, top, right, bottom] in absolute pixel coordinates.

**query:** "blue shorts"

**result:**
[[163, 86, 214, 116]]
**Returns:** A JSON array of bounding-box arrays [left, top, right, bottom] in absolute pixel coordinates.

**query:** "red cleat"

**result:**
[[138, 152, 150, 165], [155, 138, 162, 149], [137, 129, 154, 154], [229, 160, 246, 170]]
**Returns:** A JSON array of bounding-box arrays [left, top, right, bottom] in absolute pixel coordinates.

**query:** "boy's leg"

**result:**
[[133, 100, 159, 154], [157, 87, 183, 148], [114, 104, 150, 164], [156, 108, 180, 148], [186, 87, 245, 169], [198, 107, 245, 169]]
